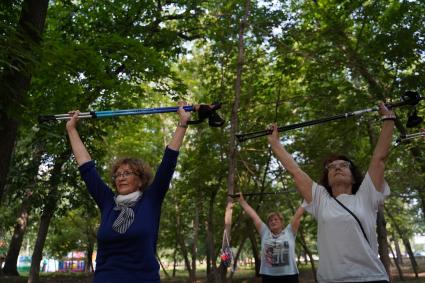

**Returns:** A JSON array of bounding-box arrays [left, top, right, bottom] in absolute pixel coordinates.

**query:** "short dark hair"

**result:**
[[319, 155, 363, 197], [111, 157, 153, 191]]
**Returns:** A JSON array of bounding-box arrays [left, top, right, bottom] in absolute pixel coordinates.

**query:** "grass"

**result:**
[[0, 258, 424, 282]]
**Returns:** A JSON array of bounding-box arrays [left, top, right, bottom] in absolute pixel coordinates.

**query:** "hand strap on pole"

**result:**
[[187, 103, 225, 127]]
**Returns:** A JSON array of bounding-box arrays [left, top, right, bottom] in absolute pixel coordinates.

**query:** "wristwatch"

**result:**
[[178, 121, 188, 128], [381, 114, 396, 121]]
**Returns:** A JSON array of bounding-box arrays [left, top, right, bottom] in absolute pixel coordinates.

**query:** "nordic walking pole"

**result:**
[[236, 91, 422, 142], [39, 103, 225, 127], [396, 131, 425, 143], [228, 192, 288, 198]]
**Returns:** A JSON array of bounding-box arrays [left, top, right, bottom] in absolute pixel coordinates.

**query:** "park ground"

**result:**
[[0, 257, 424, 283]]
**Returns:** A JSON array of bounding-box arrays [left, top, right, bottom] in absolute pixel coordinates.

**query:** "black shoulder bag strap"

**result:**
[[333, 197, 370, 245]]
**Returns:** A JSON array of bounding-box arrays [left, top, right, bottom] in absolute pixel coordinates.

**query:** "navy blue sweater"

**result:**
[[79, 147, 179, 283]]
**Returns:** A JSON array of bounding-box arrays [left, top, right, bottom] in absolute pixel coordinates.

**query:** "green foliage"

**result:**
[[1, 0, 425, 278], [45, 208, 98, 259]]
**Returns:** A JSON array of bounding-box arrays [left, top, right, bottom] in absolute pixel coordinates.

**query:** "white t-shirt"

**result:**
[[304, 172, 389, 282], [259, 223, 299, 276]]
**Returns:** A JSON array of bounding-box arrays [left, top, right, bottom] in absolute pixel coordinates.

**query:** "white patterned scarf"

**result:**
[[112, 191, 142, 234]]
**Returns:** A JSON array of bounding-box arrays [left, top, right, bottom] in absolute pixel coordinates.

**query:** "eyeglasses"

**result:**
[[112, 171, 138, 181], [325, 160, 351, 171]]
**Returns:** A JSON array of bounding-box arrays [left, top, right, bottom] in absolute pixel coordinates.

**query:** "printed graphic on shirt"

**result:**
[[264, 239, 289, 267]]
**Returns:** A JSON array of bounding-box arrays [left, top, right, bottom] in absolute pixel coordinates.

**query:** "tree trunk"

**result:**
[[175, 204, 194, 281], [386, 208, 418, 278], [190, 200, 200, 282], [179, 242, 193, 281], [377, 205, 391, 280], [172, 243, 177, 277], [285, 197, 317, 283], [206, 192, 218, 282], [297, 226, 318, 283], [2, 194, 32, 276], [408, 147, 425, 224], [3, 143, 44, 276], [157, 254, 170, 279], [29, 211, 53, 283], [216, 2, 251, 283], [393, 232, 403, 265], [84, 230, 95, 272], [400, 236, 418, 278], [228, 236, 247, 281], [388, 240, 404, 281], [248, 229, 260, 277], [0, 0, 49, 203], [28, 152, 70, 283], [419, 191, 425, 224]]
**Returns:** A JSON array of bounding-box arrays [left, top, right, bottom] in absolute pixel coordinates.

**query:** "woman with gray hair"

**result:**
[[237, 193, 305, 283]]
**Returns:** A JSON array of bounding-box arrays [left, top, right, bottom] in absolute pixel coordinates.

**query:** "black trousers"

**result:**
[[261, 273, 299, 283]]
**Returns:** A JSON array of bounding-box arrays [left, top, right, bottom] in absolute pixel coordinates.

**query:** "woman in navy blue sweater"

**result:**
[[66, 102, 191, 283]]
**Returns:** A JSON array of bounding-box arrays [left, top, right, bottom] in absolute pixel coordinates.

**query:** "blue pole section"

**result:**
[[39, 106, 195, 122], [94, 106, 194, 118]]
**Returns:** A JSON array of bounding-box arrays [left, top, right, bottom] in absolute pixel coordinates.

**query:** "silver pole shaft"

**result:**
[[401, 132, 425, 141]]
